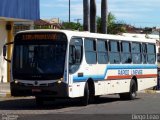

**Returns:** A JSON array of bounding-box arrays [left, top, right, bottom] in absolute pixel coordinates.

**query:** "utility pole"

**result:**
[[69, 0, 71, 23], [159, 29, 160, 41]]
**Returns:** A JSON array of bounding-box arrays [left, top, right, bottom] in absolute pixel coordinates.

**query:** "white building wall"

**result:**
[[0, 21, 8, 83]]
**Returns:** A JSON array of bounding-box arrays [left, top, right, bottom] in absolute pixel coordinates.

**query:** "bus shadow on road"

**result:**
[[0, 96, 140, 110]]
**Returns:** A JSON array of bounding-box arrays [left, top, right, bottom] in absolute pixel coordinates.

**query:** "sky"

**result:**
[[40, 0, 160, 28]]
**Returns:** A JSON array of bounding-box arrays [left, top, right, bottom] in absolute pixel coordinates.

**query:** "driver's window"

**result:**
[[69, 37, 83, 73]]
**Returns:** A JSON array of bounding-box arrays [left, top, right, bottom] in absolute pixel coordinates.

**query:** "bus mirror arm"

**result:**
[[3, 42, 14, 63]]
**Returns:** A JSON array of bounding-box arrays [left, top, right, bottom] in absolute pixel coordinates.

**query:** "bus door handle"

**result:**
[[78, 73, 83, 77]]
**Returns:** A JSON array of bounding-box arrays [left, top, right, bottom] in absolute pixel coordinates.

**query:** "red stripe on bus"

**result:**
[[107, 74, 157, 80]]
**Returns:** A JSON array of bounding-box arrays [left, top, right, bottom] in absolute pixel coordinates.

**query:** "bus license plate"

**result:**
[[32, 89, 41, 92]]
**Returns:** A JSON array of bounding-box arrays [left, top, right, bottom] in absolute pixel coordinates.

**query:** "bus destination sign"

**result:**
[[22, 34, 58, 40]]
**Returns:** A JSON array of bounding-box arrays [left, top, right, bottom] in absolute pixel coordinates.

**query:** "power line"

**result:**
[[69, 0, 71, 23]]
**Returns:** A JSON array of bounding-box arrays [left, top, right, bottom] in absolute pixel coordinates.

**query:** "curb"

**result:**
[[144, 90, 156, 94], [155, 90, 160, 93], [144, 90, 160, 94], [136, 90, 160, 94]]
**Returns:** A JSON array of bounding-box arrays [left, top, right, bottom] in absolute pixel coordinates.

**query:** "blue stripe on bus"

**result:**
[[73, 64, 157, 82]]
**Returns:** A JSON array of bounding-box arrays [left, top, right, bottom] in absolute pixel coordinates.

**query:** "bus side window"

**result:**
[[97, 39, 108, 64], [121, 41, 132, 64], [69, 38, 83, 73], [147, 44, 156, 64], [109, 40, 120, 64], [84, 38, 97, 64], [131, 42, 141, 64]]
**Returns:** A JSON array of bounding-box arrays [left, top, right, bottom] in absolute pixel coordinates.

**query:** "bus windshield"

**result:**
[[12, 32, 67, 80]]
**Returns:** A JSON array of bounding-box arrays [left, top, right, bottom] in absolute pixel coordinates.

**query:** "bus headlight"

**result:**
[[57, 78, 63, 84], [14, 80, 19, 84], [57, 80, 62, 84]]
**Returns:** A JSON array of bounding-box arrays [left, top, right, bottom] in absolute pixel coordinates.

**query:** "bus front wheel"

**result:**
[[81, 83, 89, 106]]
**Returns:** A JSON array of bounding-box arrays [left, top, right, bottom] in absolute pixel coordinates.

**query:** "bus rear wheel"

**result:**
[[119, 80, 137, 100]]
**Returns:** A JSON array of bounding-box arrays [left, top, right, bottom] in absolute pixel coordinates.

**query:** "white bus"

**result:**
[[3, 30, 157, 106]]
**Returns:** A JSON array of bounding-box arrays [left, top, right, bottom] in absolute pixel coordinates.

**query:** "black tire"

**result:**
[[35, 96, 44, 106], [119, 80, 137, 100], [81, 83, 89, 106]]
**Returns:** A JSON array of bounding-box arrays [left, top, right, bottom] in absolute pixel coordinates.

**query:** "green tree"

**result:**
[[62, 22, 83, 31], [97, 12, 126, 34], [107, 12, 116, 33], [97, 16, 102, 33]]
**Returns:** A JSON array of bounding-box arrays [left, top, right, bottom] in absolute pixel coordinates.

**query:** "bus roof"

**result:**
[[17, 29, 156, 44]]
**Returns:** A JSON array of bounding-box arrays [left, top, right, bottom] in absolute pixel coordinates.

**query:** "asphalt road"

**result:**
[[0, 93, 160, 120]]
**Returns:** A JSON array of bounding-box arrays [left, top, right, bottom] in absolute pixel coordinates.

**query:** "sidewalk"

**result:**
[[0, 83, 11, 97]]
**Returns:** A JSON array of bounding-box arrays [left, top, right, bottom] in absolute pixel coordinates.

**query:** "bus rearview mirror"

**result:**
[[3, 45, 7, 57], [3, 42, 14, 63]]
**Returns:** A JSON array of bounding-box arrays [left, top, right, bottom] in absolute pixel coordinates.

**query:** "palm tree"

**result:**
[[83, 0, 89, 31], [90, 0, 97, 33], [101, 0, 107, 34]]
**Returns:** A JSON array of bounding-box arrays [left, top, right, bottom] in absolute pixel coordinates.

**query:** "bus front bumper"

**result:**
[[10, 82, 69, 98]]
